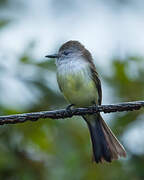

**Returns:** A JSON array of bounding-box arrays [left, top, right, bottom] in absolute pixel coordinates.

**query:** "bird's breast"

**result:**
[[57, 59, 98, 107]]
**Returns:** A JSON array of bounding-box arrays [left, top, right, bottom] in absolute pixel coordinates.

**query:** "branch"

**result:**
[[0, 101, 144, 125]]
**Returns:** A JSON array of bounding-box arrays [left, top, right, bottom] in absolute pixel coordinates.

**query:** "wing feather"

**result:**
[[83, 49, 102, 105]]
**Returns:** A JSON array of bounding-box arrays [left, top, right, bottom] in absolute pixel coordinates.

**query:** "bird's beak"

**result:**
[[45, 54, 59, 58]]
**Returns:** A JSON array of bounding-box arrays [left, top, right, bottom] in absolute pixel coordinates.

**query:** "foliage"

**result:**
[[0, 2, 144, 180], [0, 45, 144, 180]]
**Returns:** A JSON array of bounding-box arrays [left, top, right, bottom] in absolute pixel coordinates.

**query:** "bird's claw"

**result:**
[[66, 104, 74, 116]]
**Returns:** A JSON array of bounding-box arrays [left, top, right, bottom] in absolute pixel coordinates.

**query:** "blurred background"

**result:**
[[0, 0, 144, 179]]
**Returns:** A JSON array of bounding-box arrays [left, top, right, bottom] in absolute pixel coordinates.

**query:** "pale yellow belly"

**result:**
[[57, 70, 98, 107]]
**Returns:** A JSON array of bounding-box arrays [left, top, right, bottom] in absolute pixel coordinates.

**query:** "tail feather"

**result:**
[[83, 114, 126, 163], [100, 117, 126, 158]]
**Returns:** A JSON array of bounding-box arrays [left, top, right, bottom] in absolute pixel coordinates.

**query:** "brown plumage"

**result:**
[[58, 40, 126, 163], [59, 40, 85, 52]]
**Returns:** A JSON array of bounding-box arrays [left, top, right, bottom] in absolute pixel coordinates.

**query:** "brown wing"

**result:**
[[83, 49, 102, 105], [90, 64, 102, 105]]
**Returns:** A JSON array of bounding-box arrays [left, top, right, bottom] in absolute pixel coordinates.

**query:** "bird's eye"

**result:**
[[63, 51, 70, 56]]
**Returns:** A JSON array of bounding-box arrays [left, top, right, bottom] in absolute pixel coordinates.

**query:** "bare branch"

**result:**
[[0, 101, 144, 125]]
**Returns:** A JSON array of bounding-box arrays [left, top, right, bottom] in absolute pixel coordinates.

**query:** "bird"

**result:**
[[45, 40, 126, 163]]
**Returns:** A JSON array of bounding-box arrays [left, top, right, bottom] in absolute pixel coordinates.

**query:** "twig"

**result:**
[[0, 101, 144, 125]]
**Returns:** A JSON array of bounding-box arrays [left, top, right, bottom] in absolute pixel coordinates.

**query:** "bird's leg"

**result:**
[[66, 104, 75, 116], [66, 104, 74, 111], [91, 101, 98, 111]]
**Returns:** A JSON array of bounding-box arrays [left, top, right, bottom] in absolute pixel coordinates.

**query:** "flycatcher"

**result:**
[[45, 40, 126, 163]]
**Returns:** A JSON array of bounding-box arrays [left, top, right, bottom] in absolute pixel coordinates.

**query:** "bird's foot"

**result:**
[[66, 104, 74, 116], [91, 102, 98, 111]]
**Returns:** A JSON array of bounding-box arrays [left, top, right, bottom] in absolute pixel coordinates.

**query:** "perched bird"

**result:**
[[45, 40, 126, 163]]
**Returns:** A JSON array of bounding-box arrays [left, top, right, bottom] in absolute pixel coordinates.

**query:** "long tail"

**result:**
[[83, 114, 126, 163]]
